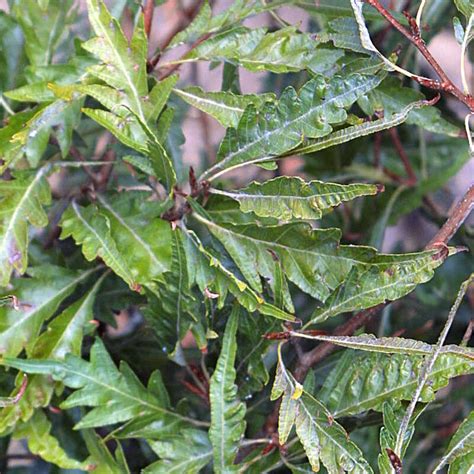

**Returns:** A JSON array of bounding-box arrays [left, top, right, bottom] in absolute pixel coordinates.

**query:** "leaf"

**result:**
[[201, 72, 383, 181], [183, 26, 344, 74], [173, 87, 276, 128], [310, 249, 450, 323], [96, 193, 172, 284], [432, 411, 474, 473], [60, 201, 139, 291], [359, 77, 460, 137], [144, 429, 212, 474], [0, 272, 106, 432], [13, 410, 89, 470], [0, 265, 97, 358], [272, 346, 374, 473], [184, 227, 294, 321], [4, 338, 198, 430], [291, 333, 474, 362], [209, 306, 246, 472], [318, 350, 474, 418], [0, 168, 51, 286], [12, 0, 74, 66], [454, 0, 474, 18], [210, 177, 380, 221]]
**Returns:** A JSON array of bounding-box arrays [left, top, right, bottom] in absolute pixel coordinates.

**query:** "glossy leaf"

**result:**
[[209, 307, 246, 472], [200, 73, 383, 181], [271, 347, 373, 473], [318, 350, 474, 418], [210, 177, 380, 221], [173, 87, 275, 128]]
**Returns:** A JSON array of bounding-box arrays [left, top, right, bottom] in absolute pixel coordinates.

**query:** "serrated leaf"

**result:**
[[0, 265, 96, 358], [201, 73, 382, 181], [96, 193, 172, 283], [173, 87, 276, 128], [273, 348, 373, 473], [291, 333, 474, 362], [184, 227, 294, 320], [209, 306, 246, 472], [60, 201, 139, 290], [184, 26, 344, 74], [144, 429, 212, 474], [433, 411, 474, 473], [13, 410, 89, 470], [210, 177, 380, 221], [0, 271, 105, 431], [12, 0, 74, 66], [0, 168, 51, 286], [4, 338, 198, 430], [318, 350, 474, 418], [311, 249, 449, 322]]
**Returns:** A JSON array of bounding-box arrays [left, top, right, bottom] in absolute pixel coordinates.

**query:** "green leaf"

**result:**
[[144, 429, 212, 474], [310, 249, 450, 323], [184, 227, 294, 320], [12, 0, 74, 66], [272, 346, 374, 473], [60, 201, 139, 291], [0, 168, 51, 286], [183, 26, 344, 74], [96, 193, 172, 284], [201, 73, 383, 181], [4, 338, 199, 430], [210, 177, 380, 221], [0, 272, 105, 432], [291, 333, 474, 362], [454, 0, 474, 18], [209, 306, 246, 472], [173, 87, 276, 128], [0, 265, 96, 358], [318, 350, 474, 418], [13, 410, 89, 470], [359, 77, 460, 137], [433, 411, 474, 473]]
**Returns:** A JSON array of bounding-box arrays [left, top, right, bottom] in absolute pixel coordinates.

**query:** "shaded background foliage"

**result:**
[[0, 0, 473, 473]]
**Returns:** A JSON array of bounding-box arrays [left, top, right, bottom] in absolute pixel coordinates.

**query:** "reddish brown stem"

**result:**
[[388, 127, 417, 185], [365, 0, 474, 111], [143, 0, 155, 38]]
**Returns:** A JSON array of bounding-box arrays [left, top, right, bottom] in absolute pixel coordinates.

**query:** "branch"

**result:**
[[364, 0, 474, 111]]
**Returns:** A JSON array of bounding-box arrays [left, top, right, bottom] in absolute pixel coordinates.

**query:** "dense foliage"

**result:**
[[0, 0, 473, 472]]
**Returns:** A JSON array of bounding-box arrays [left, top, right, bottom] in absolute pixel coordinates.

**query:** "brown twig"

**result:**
[[143, 0, 155, 38], [388, 127, 417, 185], [364, 0, 474, 111]]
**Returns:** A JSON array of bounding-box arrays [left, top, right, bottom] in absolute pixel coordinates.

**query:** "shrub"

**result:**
[[0, 0, 473, 472]]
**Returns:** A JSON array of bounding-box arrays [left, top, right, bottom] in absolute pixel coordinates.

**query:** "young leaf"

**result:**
[[200, 72, 383, 181], [144, 429, 213, 474], [272, 345, 373, 472], [4, 338, 200, 430], [210, 177, 380, 221], [13, 410, 89, 470], [0, 168, 51, 286], [209, 306, 246, 472], [432, 411, 474, 473], [173, 87, 276, 128], [318, 350, 474, 418]]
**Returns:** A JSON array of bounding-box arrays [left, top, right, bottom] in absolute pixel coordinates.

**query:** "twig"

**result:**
[[388, 127, 417, 185], [143, 0, 155, 39], [364, 0, 474, 110], [395, 274, 474, 458]]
